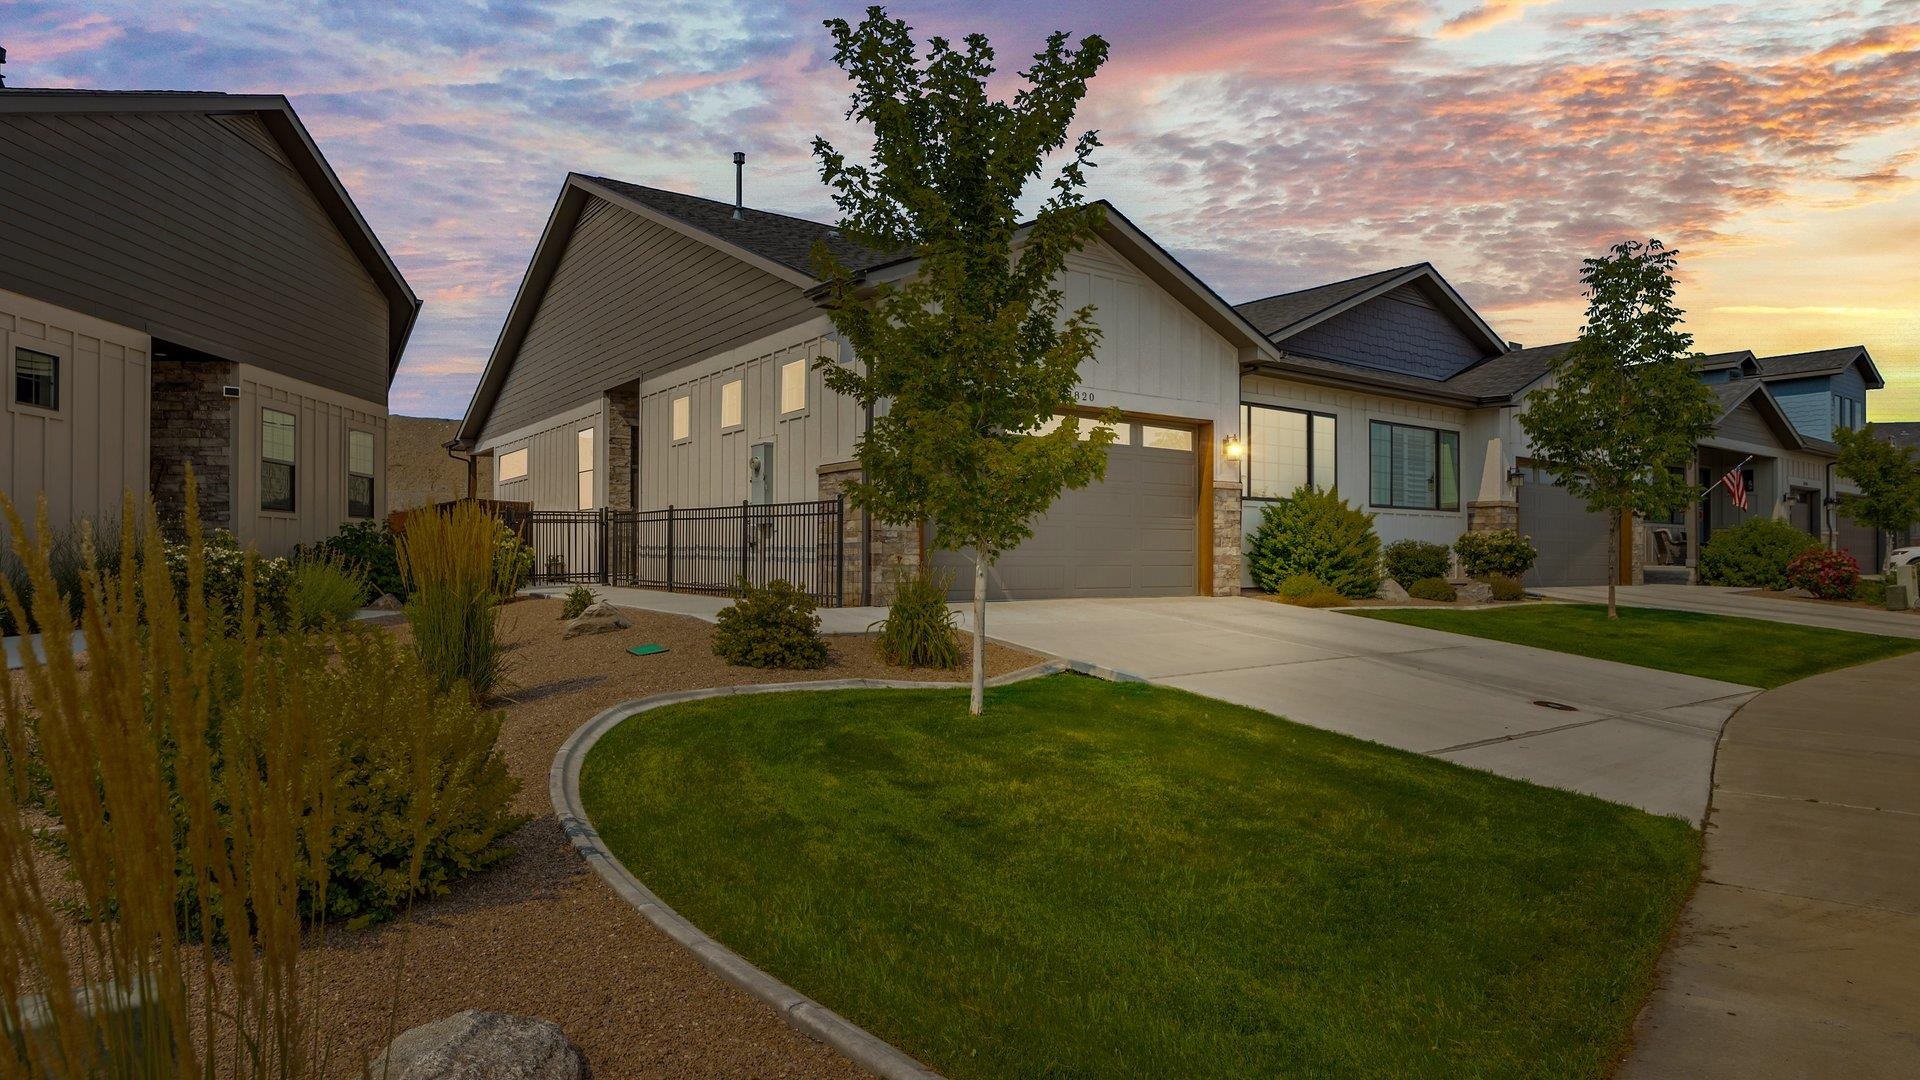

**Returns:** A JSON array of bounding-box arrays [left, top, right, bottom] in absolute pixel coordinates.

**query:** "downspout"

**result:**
[[1824, 460, 1836, 551], [444, 438, 477, 501]]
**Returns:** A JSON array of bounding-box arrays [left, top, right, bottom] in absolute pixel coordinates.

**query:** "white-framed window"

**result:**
[[779, 359, 807, 415], [347, 429, 376, 519], [1369, 420, 1459, 511], [260, 408, 297, 512], [719, 379, 743, 430], [498, 447, 529, 482], [12, 344, 60, 412], [1243, 404, 1336, 500], [1032, 414, 1130, 443], [576, 427, 595, 510], [672, 395, 691, 442]]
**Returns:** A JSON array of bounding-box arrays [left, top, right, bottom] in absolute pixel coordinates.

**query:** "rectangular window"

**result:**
[[720, 379, 743, 429], [498, 447, 528, 482], [576, 427, 595, 510], [13, 347, 58, 410], [261, 408, 296, 512], [1242, 404, 1336, 499], [1369, 420, 1459, 511], [1139, 425, 1193, 451], [779, 358, 807, 414], [671, 395, 691, 442], [1031, 414, 1130, 443], [347, 430, 375, 519]]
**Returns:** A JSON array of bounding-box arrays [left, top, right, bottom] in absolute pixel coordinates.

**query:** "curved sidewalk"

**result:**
[[1620, 650, 1920, 1078]]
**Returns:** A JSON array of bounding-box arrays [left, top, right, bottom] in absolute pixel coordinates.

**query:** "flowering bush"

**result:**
[[165, 529, 292, 625], [1785, 548, 1860, 600]]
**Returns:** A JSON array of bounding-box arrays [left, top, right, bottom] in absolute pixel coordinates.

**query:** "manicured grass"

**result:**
[[580, 675, 1698, 1079], [1353, 603, 1920, 688]]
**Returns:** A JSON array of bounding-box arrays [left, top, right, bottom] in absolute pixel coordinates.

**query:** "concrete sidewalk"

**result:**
[[1620, 651, 1920, 1078], [1538, 584, 1920, 639]]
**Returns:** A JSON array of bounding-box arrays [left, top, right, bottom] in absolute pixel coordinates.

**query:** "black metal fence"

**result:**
[[523, 499, 844, 606]]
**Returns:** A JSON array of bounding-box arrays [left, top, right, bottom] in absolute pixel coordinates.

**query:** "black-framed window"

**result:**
[[261, 408, 296, 512], [14, 347, 58, 410], [347, 429, 375, 519], [1242, 404, 1335, 500], [1369, 420, 1459, 510]]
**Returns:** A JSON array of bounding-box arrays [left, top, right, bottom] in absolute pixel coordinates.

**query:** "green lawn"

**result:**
[[581, 675, 1698, 1079], [1353, 603, 1919, 688]]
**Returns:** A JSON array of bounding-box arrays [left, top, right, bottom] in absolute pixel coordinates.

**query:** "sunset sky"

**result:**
[[9, 0, 1918, 419]]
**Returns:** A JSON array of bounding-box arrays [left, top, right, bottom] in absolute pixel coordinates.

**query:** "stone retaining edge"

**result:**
[[549, 660, 1136, 1080]]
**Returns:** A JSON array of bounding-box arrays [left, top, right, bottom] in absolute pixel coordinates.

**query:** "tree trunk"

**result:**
[[970, 551, 987, 716], [1608, 507, 1620, 619]]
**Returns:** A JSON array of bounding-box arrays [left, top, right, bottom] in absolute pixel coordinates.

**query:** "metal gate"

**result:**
[[522, 499, 844, 605]]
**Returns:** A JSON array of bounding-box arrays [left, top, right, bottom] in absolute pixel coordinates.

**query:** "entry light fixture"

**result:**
[[1507, 467, 1526, 484], [1223, 434, 1244, 460]]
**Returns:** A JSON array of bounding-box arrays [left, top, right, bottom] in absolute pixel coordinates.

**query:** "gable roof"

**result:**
[[1232, 264, 1511, 360], [1709, 378, 1829, 453], [1876, 422, 1920, 452], [1443, 340, 1575, 397], [579, 175, 904, 279], [1696, 350, 1760, 375], [1234, 267, 1415, 337], [1755, 345, 1884, 389], [0, 88, 420, 378]]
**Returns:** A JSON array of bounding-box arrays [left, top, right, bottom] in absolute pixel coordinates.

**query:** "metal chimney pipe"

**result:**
[[732, 151, 745, 219]]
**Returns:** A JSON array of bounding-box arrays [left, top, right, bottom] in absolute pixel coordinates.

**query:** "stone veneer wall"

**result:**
[[606, 383, 639, 510], [817, 460, 922, 606], [1211, 482, 1243, 595], [1466, 499, 1519, 534], [150, 358, 237, 529]]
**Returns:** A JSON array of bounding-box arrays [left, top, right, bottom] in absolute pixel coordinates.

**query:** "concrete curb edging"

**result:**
[[549, 660, 1137, 1080]]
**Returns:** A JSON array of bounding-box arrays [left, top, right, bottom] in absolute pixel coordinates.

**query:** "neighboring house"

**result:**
[[1869, 421, 1920, 551], [453, 171, 1883, 599], [0, 89, 418, 555]]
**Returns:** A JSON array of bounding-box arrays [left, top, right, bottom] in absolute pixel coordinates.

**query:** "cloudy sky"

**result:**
[[10, 0, 1919, 418]]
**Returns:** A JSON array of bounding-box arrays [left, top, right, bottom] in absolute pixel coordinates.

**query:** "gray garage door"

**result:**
[[1518, 477, 1611, 586], [934, 423, 1198, 600], [1837, 517, 1882, 573]]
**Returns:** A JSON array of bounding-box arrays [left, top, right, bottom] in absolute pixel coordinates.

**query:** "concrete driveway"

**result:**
[[1538, 584, 1920, 639], [969, 596, 1758, 822]]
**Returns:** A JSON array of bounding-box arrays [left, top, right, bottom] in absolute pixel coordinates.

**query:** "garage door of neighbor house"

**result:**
[[1518, 478, 1612, 586], [1837, 517, 1882, 572], [934, 423, 1198, 600]]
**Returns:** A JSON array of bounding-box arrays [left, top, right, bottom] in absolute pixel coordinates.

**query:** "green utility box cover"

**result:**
[[628, 644, 669, 656]]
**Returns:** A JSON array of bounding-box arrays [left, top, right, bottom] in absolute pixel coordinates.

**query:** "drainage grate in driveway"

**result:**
[[1531, 700, 1579, 712]]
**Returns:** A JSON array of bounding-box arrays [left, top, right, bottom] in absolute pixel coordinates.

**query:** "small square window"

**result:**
[[261, 408, 296, 512], [720, 379, 743, 429], [14, 347, 58, 410], [672, 395, 691, 441], [779, 359, 807, 414]]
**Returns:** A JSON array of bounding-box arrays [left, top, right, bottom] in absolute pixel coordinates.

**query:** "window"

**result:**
[[671, 395, 691, 441], [779, 359, 807, 414], [1034, 414, 1131, 443], [576, 427, 595, 510], [1369, 421, 1459, 510], [13, 347, 58, 410], [1242, 405, 1336, 499], [498, 447, 528, 482], [1834, 395, 1863, 432], [1140, 425, 1193, 451], [260, 408, 296, 512], [720, 379, 743, 429], [347, 430, 375, 519]]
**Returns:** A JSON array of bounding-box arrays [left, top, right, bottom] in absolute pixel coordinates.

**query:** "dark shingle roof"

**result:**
[[1755, 346, 1873, 380], [1695, 350, 1756, 371], [1710, 379, 1762, 422], [579, 174, 901, 278], [1443, 341, 1574, 396], [1877, 422, 1920, 452], [1233, 266, 1418, 337]]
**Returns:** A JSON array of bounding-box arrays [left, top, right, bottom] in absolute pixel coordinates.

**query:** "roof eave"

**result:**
[[1263, 263, 1510, 358]]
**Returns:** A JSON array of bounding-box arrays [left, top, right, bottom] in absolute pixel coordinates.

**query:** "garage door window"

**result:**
[[1370, 421, 1459, 511], [1242, 404, 1335, 499], [1033, 414, 1131, 443]]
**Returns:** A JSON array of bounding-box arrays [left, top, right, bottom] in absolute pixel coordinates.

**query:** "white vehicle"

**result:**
[[1889, 546, 1920, 569]]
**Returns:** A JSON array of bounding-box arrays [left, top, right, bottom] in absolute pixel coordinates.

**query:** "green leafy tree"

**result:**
[[1518, 240, 1718, 618], [811, 8, 1113, 713], [1834, 425, 1920, 567]]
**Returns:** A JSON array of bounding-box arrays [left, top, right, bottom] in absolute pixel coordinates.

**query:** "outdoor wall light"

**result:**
[[1223, 434, 1244, 460], [1507, 467, 1527, 484]]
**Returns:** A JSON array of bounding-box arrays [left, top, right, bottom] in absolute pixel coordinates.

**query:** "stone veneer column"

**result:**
[[817, 460, 924, 607], [605, 383, 639, 510], [150, 358, 237, 530], [1465, 500, 1519, 534], [1211, 481, 1243, 596]]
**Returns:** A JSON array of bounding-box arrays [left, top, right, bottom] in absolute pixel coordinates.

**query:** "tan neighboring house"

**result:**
[[0, 89, 418, 555]]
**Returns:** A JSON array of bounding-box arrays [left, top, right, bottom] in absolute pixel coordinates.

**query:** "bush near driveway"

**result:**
[[712, 578, 830, 669], [1383, 539, 1450, 586], [1454, 530, 1539, 580], [1247, 486, 1383, 599], [1698, 518, 1820, 589], [1408, 577, 1457, 602], [1785, 548, 1860, 600]]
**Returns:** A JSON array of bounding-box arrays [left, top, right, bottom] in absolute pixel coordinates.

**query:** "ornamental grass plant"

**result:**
[[873, 568, 963, 669], [398, 502, 515, 701]]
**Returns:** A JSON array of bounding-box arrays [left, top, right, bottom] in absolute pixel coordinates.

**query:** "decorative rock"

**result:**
[[562, 601, 630, 639], [1376, 578, 1409, 602], [1456, 580, 1493, 605], [372, 1010, 588, 1080], [369, 593, 403, 611]]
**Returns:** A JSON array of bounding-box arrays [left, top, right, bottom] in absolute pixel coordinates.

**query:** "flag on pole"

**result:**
[[1722, 465, 1749, 511]]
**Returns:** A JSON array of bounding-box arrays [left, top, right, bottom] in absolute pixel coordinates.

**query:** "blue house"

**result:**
[[1752, 346, 1882, 443]]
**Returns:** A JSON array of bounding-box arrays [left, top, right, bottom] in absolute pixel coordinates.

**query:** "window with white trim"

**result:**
[[1369, 420, 1459, 511], [779, 359, 807, 414], [261, 408, 297, 512], [347, 430, 375, 519], [720, 379, 743, 429], [498, 447, 528, 482], [1242, 404, 1335, 499], [576, 427, 595, 510]]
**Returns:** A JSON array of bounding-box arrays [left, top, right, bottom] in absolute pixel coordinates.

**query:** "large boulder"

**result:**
[[369, 593, 403, 611], [373, 1010, 588, 1079], [1455, 580, 1493, 605], [562, 601, 630, 640], [1376, 578, 1410, 603]]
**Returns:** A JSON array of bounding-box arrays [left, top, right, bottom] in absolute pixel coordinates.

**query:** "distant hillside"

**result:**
[[388, 415, 491, 511]]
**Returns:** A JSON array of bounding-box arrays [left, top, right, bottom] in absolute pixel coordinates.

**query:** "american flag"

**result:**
[[1722, 465, 1750, 511]]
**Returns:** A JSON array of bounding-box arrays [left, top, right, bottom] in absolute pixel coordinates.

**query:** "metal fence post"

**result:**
[[740, 500, 751, 587], [665, 505, 675, 593], [598, 508, 609, 586]]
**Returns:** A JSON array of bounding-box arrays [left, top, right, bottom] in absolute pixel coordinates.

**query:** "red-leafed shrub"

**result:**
[[1785, 548, 1860, 600]]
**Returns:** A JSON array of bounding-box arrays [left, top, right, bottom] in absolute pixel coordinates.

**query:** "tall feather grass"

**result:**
[[397, 503, 513, 701]]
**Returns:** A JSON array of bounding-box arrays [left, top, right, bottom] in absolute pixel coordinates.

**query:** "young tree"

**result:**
[[1833, 424, 1920, 567], [1518, 240, 1719, 618], [811, 9, 1114, 713]]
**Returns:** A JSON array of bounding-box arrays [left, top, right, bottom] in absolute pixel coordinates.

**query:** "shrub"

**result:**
[[399, 503, 513, 700], [1455, 530, 1539, 580], [287, 555, 370, 629], [1248, 486, 1383, 599], [494, 522, 535, 594], [1785, 548, 1860, 600], [560, 585, 599, 620], [1408, 577, 1457, 602], [1383, 539, 1451, 586], [1698, 518, 1820, 589], [0, 512, 125, 635], [306, 518, 404, 600], [1858, 576, 1888, 606], [1482, 573, 1527, 601], [874, 568, 962, 668], [713, 578, 830, 669], [165, 528, 292, 627], [1275, 572, 1329, 600]]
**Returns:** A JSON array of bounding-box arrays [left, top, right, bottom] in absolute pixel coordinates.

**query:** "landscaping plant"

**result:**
[[1833, 424, 1920, 567], [287, 554, 371, 629], [1247, 486, 1383, 599], [1481, 573, 1528, 602], [1271, 572, 1347, 608], [1383, 539, 1451, 587], [873, 567, 963, 669], [713, 578, 830, 669], [1785, 548, 1861, 600], [398, 501, 514, 700], [809, 9, 1113, 714], [307, 518, 405, 600], [560, 585, 599, 620], [0, 514, 123, 636], [1454, 530, 1539, 581], [1408, 577, 1458, 602], [165, 527, 293, 627], [1698, 518, 1820, 590]]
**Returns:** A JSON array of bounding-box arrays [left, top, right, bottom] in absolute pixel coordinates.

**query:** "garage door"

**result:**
[[1837, 517, 1881, 573], [933, 421, 1198, 600], [1518, 476, 1611, 586]]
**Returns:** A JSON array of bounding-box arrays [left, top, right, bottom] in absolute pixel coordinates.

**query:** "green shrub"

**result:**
[[1383, 539, 1451, 586], [1408, 577, 1457, 602], [1785, 548, 1860, 600], [560, 585, 599, 620], [399, 503, 512, 700], [1455, 530, 1539, 580], [1858, 577, 1888, 606], [1248, 486, 1383, 599], [1275, 572, 1329, 599], [306, 518, 404, 601], [1290, 588, 1351, 608], [1698, 518, 1820, 589], [873, 568, 962, 668], [1482, 573, 1527, 601], [288, 555, 370, 629], [165, 528, 292, 628], [494, 522, 534, 594], [0, 513, 124, 636], [714, 579, 830, 669]]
